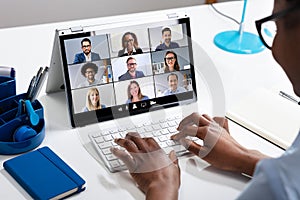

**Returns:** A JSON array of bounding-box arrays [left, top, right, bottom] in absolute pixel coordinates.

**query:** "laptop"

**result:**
[[46, 11, 201, 172]]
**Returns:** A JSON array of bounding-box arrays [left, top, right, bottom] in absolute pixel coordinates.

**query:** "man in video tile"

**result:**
[[119, 57, 145, 81], [73, 38, 100, 64]]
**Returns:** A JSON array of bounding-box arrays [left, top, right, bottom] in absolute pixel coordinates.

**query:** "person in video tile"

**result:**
[[155, 27, 180, 51], [119, 57, 145, 81], [126, 80, 149, 103], [163, 73, 186, 96], [78, 62, 102, 87], [73, 38, 100, 64], [164, 51, 180, 73], [118, 32, 143, 57], [83, 87, 106, 112]]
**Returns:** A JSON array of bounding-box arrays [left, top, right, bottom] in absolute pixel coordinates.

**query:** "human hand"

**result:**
[[171, 113, 268, 176], [111, 132, 180, 200]]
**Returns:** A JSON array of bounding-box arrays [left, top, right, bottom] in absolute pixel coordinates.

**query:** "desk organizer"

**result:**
[[0, 76, 16, 102], [0, 91, 45, 155]]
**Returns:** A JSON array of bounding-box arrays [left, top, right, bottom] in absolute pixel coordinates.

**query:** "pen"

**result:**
[[279, 91, 300, 105], [30, 67, 49, 102], [34, 67, 44, 88], [26, 76, 36, 99]]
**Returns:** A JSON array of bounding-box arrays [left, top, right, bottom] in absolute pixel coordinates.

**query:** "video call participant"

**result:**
[[73, 38, 101, 64], [163, 73, 186, 96], [126, 80, 149, 103], [118, 32, 143, 57], [78, 62, 102, 88], [164, 51, 180, 73], [119, 57, 145, 81], [155, 27, 180, 51], [83, 87, 106, 112]]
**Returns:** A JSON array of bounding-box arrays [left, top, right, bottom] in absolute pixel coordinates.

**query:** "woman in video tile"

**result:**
[[164, 51, 180, 73], [118, 32, 143, 57], [126, 80, 149, 103], [83, 87, 106, 112]]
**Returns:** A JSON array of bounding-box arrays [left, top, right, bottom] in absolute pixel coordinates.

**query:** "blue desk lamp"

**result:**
[[214, 0, 265, 54]]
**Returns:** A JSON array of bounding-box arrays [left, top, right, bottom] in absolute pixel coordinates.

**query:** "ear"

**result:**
[[13, 125, 37, 142]]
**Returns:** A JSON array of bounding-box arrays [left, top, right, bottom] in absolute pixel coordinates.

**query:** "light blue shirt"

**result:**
[[163, 86, 186, 96], [237, 131, 300, 200], [77, 79, 102, 88]]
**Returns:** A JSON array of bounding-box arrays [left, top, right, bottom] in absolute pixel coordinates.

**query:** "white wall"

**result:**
[[0, 0, 204, 29]]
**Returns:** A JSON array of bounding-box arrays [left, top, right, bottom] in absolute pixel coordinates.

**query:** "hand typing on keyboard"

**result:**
[[111, 132, 180, 199]]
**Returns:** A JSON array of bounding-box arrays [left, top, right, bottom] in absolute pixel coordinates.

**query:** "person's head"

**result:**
[[161, 27, 172, 45], [121, 32, 139, 51], [164, 51, 180, 72], [81, 62, 98, 82], [272, 0, 300, 96], [86, 87, 101, 110], [81, 38, 92, 55], [126, 57, 138, 73], [167, 73, 179, 91], [257, 0, 300, 96], [127, 80, 143, 100]]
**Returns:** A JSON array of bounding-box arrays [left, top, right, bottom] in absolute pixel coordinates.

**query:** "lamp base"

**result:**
[[214, 30, 265, 54]]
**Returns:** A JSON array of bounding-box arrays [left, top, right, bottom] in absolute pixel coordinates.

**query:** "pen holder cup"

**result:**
[[0, 93, 45, 155], [0, 76, 16, 101]]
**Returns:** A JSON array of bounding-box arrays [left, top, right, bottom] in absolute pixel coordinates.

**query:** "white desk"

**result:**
[[0, 1, 287, 199]]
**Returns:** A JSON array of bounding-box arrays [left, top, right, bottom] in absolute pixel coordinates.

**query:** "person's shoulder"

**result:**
[[178, 86, 187, 92], [136, 48, 143, 54], [136, 70, 145, 77], [163, 89, 170, 95], [77, 82, 86, 88], [155, 44, 164, 51], [118, 49, 125, 57], [91, 52, 100, 58], [142, 96, 149, 100], [171, 41, 180, 47], [119, 72, 128, 81], [126, 99, 131, 104]]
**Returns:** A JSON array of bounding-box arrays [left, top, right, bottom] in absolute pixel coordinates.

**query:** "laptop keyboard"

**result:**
[[89, 115, 197, 172]]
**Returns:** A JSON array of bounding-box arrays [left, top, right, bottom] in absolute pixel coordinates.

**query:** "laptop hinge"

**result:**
[[167, 13, 179, 19], [70, 26, 83, 32]]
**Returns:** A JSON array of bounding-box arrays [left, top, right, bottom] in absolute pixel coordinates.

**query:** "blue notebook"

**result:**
[[3, 146, 86, 200]]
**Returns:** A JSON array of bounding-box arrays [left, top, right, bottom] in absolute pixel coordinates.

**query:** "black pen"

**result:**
[[30, 67, 49, 102], [279, 91, 300, 105], [26, 76, 36, 99], [34, 67, 44, 88]]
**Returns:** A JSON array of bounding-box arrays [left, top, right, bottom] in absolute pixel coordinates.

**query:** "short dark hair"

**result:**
[[162, 27, 171, 35], [81, 38, 91, 46], [167, 73, 178, 81], [81, 62, 98, 76], [126, 57, 136, 64]]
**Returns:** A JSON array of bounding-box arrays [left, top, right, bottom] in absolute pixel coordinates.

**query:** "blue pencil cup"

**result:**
[[0, 93, 45, 155]]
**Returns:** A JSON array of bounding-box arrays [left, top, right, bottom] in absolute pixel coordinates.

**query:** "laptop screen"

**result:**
[[57, 14, 197, 127]]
